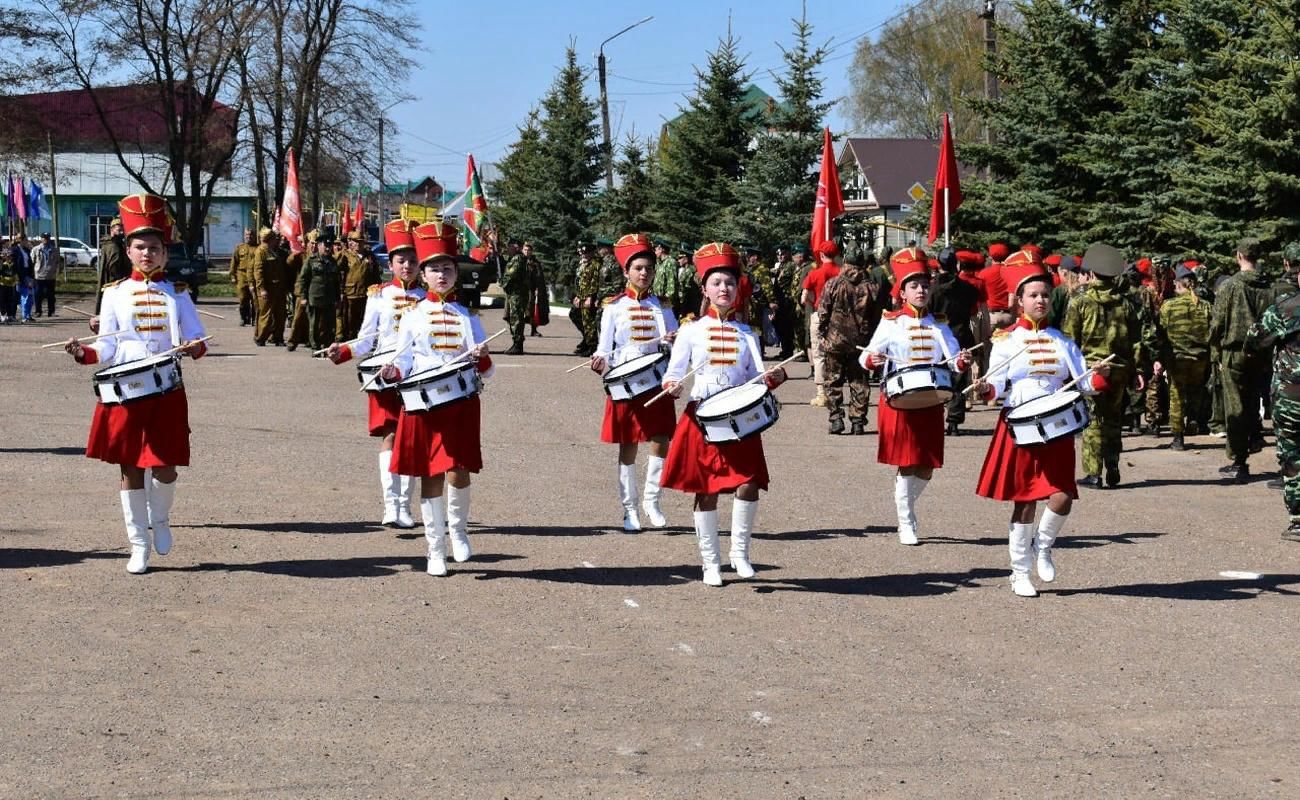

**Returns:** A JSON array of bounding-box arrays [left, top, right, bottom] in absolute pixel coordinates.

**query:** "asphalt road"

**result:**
[[2, 298, 1296, 799]]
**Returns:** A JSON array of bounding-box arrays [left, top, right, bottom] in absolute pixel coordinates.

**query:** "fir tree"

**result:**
[[648, 31, 754, 242], [593, 136, 655, 238], [721, 9, 833, 253], [534, 45, 603, 276], [490, 110, 548, 249]]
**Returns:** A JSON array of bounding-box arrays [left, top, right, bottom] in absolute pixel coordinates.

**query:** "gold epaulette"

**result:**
[[601, 295, 617, 307], [932, 312, 948, 324], [101, 279, 124, 293], [680, 313, 697, 324], [991, 327, 1011, 339], [171, 281, 189, 292], [882, 308, 905, 320], [367, 284, 382, 297]]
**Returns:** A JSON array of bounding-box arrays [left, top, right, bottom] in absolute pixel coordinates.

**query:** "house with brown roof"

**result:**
[[838, 138, 973, 253]]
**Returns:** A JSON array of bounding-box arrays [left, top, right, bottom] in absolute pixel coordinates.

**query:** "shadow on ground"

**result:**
[[1049, 574, 1300, 601], [0, 446, 85, 456], [752, 567, 1007, 597], [155, 552, 525, 579], [923, 531, 1165, 549], [0, 548, 121, 569]]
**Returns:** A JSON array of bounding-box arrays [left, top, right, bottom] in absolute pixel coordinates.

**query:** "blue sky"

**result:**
[[387, 0, 915, 187]]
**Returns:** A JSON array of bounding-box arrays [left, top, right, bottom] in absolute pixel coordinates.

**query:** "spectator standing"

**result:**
[[801, 240, 842, 407], [32, 232, 59, 317], [12, 234, 34, 322]]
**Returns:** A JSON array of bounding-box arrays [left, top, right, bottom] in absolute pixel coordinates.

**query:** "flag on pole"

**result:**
[[28, 180, 46, 220], [463, 154, 490, 257], [352, 192, 364, 234], [927, 112, 963, 246], [810, 128, 844, 253], [340, 194, 352, 236], [4, 172, 13, 219], [275, 147, 304, 253], [14, 175, 27, 220]]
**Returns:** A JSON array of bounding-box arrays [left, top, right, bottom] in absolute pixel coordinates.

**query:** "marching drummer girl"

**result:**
[[64, 194, 207, 574], [972, 251, 1109, 597], [378, 221, 493, 576], [591, 233, 680, 531], [660, 243, 787, 587], [860, 247, 971, 546], [328, 219, 426, 529]]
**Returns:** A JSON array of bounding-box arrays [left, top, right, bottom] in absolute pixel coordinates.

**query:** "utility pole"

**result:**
[[311, 102, 321, 228], [598, 16, 654, 190], [48, 132, 62, 277], [981, 0, 998, 148], [378, 116, 386, 230]]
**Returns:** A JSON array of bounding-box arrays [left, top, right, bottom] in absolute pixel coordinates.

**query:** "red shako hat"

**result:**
[[413, 220, 459, 265], [118, 194, 173, 245], [384, 219, 417, 255], [614, 233, 654, 270], [889, 247, 929, 287], [694, 242, 740, 281], [1001, 248, 1050, 293]]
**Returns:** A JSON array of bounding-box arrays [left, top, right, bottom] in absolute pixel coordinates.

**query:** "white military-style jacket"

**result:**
[[85, 271, 206, 365], [859, 304, 961, 374], [347, 278, 427, 360], [596, 287, 679, 368], [984, 317, 1101, 407], [663, 306, 765, 402], [389, 293, 494, 381]]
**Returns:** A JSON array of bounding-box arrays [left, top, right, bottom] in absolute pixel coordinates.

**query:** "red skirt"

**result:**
[[86, 388, 190, 468], [600, 394, 677, 444], [976, 409, 1079, 501], [367, 389, 402, 436], [660, 401, 769, 495], [390, 396, 483, 477], [876, 395, 944, 468]]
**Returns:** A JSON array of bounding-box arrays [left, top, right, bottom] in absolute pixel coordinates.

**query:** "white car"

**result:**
[[58, 237, 96, 268]]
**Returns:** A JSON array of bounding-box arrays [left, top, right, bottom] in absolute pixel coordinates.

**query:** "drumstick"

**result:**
[[563, 334, 667, 373], [1057, 354, 1117, 393], [962, 342, 1032, 395], [742, 350, 806, 386], [61, 305, 94, 318], [196, 309, 225, 320], [444, 327, 509, 366], [156, 335, 213, 359], [940, 340, 985, 367], [360, 328, 508, 391], [565, 357, 595, 374], [644, 364, 701, 406], [358, 337, 416, 392], [40, 329, 128, 349], [314, 331, 378, 356]]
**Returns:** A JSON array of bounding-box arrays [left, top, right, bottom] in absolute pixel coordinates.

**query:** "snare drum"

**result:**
[[1005, 390, 1089, 446], [694, 384, 780, 443], [603, 352, 667, 401], [92, 354, 183, 405], [397, 360, 482, 413], [357, 350, 397, 392], [883, 364, 955, 410]]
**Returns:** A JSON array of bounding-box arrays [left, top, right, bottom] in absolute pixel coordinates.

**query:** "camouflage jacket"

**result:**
[[1157, 292, 1211, 362], [502, 254, 542, 297], [651, 255, 680, 304], [1211, 270, 1276, 351], [744, 261, 777, 319], [598, 254, 624, 298], [816, 265, 882, 356], [928, 270, 981, 347], [574, 256, 601, 299], [1247, 290, 1300, 397], [1061, 279, 1151, 371]]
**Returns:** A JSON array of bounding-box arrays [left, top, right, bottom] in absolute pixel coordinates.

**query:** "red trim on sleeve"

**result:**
[[762, 368, 786, 389], [191, 341, 207, 360], [338, 344, 354, 363], [77, 347, 99, 365], [1089, 372, 1109, 393], [476, 355, 493, 373]]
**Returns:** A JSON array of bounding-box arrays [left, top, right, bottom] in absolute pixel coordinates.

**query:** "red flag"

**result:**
[[464, 154, 490, 261], [276, 147, 304, 253], [810, 128, 843, 252], [340, 196, 352, 236], [927, 112, 963, 245], [352, 192, 364, 234]]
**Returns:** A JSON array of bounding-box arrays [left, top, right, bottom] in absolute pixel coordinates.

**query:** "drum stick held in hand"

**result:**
[[565, 357, 595, 374], [446, 328, 509, 366], [645, 364, 700, 406], [743, 350, 805, 386], [314, 331, 378, 357], [962, 342, 1032, 395], [157, 335, 213, 359], [1058, 354, 1116, 393], [62, 305, 94, 318], [41, 329, 127, 349], [359, 337, 415, 392], [941, 341, 986, 367]]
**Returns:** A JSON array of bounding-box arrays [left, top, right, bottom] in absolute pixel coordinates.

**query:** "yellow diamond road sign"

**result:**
[[908, 182, 928, 203]]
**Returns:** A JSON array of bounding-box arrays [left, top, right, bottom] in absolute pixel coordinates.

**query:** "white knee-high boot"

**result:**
[[148, 475, 176, 555], [447, 485, 472, 562], [421, 497, 447, 576], [618, 462, 642, 532], [378, 451, 398, 526], [642, 455, 667, 528], [694, 510, 722, 586], [394, 474, 415, 529], [894, 475, 918, 545], [729, 499, 758, 578], [1035, 509, 1068, 582], [120, 489, 151, 574], [1009, 522, 1038, 597]]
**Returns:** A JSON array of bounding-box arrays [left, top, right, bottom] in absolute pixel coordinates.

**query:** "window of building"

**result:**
[[88, 214, 114, 247]]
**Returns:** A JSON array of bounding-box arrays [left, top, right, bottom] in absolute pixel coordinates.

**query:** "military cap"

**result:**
[[1283, 242, 1300, 263], [676, 241, 694, 255], [306, 229, 320, 243], [1082, 243, 1125, 277], [595, 237, 615, 247], [741, 244, 761, 256], [110, 217, 122, 228], [319, 233, 335, 246], [1174, 265, 1196, 281], [347, 230, 364, 242], [791, 243, 809, 256], [1058, 254, 1080, 273], [258, 226, 274, 239]]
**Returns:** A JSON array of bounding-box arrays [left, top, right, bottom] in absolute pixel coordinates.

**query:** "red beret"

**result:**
[[1135, 257, 1152, 275], [1043, 253, 1062, 268], [988, 242, 1011, 261], [815, 240, 839, 258]]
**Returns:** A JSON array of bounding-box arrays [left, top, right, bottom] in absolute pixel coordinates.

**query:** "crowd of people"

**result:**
[[54, 190, 1300, 597], [0, 231, 60, 323]]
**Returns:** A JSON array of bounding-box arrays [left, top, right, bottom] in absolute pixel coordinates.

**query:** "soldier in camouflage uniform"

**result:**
[[1211, 238, 1277, 482], [295, 233, 341, 353], [1156, 265, 1212, 450], [1245, 242, 1300, 541], [816, 247, 882, 434], [650, 241, 680, 311], [568, 244, 595, 354], [784, 245, 813, 355], [743, 247, 778, 353], [1061, 244, 1152, 488], [502, 240, 542, 354], [675, 244, 700, 319]]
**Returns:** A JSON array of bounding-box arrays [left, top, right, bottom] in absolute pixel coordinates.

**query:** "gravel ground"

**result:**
[[2, 298, 1297, 799]]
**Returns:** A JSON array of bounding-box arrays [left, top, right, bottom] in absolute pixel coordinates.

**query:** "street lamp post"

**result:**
[[377, 99, 404, 231], [598, 16, 653, 190]]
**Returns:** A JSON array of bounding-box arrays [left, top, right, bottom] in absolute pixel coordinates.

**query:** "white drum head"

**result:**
[[606, 352, 664, 380], [698, 383, 769, 415]]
